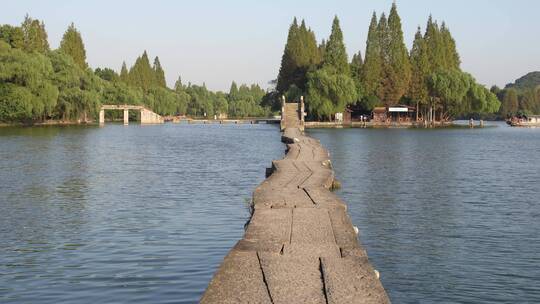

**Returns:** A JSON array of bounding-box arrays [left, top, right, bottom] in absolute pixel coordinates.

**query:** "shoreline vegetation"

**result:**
[[1, 3, 539, 127], [0, 16, 274, 125]]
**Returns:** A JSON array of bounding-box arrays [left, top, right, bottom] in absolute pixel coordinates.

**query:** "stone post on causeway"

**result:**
[[124, 109, 129, 125]]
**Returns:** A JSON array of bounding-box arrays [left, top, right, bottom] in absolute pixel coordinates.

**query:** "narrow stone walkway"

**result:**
[[201, 104, 390, 303]]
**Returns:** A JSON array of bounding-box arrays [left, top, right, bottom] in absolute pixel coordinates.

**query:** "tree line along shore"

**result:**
[[1, 3, 539, 125], [0, 16, 272, 124]]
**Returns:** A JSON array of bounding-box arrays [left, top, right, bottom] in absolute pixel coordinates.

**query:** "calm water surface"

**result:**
[[0, 124, 283, 303], [309, 122, 540, 303], [1, 122, 539, 303]]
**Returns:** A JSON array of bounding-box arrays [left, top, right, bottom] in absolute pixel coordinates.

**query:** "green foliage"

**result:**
[[227, 83, 268, 118], [95, 67, 120, 82], [322, 16, 349, 75], [427, 69, 500, 118], [128, 51, 154, 91], [0, 25, 24, 49], [493, 72, 540, 117], [1, 16, 271, 123], [384, 3, 411, 104], [59, 23, 87, 69], [306, 66, 358, 120], [21, 15, 49, 53], [505, 71, 540, 91], [120, 62, 129, 83], [408, 27, 430, 108], [0, 41, 58, 121], [276, 18, 321, 93], [361, 13, 382, 102], [48, 50, 101, 120], [153, 56, 166, 87], [350, 51, 363, 81]]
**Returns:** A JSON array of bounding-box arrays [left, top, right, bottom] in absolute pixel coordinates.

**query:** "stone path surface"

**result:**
[[201, 103, 390, 303]]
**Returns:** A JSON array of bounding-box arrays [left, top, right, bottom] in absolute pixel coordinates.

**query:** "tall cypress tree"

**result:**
[[440, 22, 460, 69], [408, 27, 430, 117], [376, 13, 390, 103], [361, 12, 382, 101], [128, 51, 154, 91], [322, 16, 349, 74], [21, 15, 49, 53], [229, 81, 239, 101], [385, 3, 411, 104], [318, 39, 326, 60], [120, 61, 129, 83], [424, 16, 444, 72], [59, 23, 87, 69], [276, 18, 299, 93], [276, 18, 320, 94], [350, 51, 363, 81], [153, 56, 166, 87]]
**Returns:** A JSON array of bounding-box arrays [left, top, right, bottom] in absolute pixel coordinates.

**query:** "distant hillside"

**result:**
[[505, 71, 540, 91]]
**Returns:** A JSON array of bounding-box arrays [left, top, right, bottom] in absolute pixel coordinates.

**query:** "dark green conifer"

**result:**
[[276, 18, 299, 93], [440, 22, 460, 69], [153, 56, 166, 87], [21, 15, 49, 53], [128, 51, 154, 91], [408, 27, 430, 117], [424, 16, 444, 72], [350, 51, 363, 81], [59, 23, 87, 69], [361, 12, 382, 101], [120, 61, 129, 83], [322, 16, 349, 74], [376, 13, 390, 103], [385, 3, 411, 104], [276, 18, 321, 93]]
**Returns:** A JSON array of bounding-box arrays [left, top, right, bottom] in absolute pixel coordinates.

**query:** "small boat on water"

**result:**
[[507, 115, 540, 127]]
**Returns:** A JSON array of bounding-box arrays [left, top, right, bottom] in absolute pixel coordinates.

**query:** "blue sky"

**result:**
[[2, 0, 539, 91]]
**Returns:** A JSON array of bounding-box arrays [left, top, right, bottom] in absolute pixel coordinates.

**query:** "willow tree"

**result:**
[[0, 41, 58, 121]]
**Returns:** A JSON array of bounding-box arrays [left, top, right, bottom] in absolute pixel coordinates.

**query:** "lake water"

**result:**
[[309, 122, 540, 303], [0, 124, 284, 304], [1, 122, 539, 303]]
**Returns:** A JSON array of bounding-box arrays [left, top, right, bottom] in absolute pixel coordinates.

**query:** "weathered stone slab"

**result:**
[[201, 251, 272, 304], [283, 243, 340, 259], [253, 187, 314, 208], [259, 253, 326, 304], [233, 239, 284, 253], [327, 208, 361, 251], [245, 208, 292, 243], [291, 208, 335, 244], [304, 186, 346, 210], [321, 256, 390, 304]]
